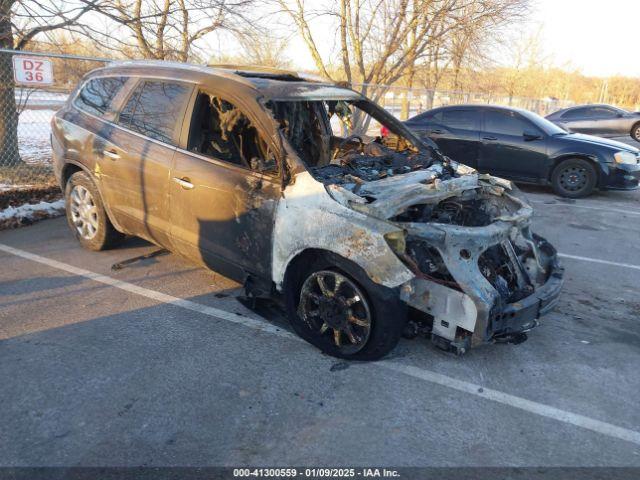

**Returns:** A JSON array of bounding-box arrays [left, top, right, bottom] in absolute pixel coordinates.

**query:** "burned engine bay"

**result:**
[[271, 97, 563, 352]]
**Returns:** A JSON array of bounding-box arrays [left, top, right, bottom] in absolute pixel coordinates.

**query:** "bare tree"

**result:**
[[279, 0, 528, 131], [91, 0, 257, 62], [0, 1, 106, 167], [212, 34, 292, 68]]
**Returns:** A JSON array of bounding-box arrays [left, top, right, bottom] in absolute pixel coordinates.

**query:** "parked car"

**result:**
[[546, 104, 640, 141], [52, 62, 563, 358], [401, 105, 640, 198]]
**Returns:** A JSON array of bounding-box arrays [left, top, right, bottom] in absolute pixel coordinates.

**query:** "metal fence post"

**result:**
[[0, 49, 110, 194]]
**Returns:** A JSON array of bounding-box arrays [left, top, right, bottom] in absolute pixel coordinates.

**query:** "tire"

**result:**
[[284, 252, 406, 361], [551, 158, 597, 198], [64, 171, 124, 251], [631, 122, 640, 142]]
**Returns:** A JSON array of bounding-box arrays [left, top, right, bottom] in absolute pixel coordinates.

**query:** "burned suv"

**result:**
[[52, 61, 563, 359]]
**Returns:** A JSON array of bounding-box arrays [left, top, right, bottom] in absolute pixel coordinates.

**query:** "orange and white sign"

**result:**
[[13, 56, 53, 85]]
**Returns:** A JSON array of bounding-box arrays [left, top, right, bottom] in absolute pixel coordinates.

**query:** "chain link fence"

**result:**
[[356, 83, 575, 125], [0, 50, 576, 196], [0, 49, 108, 194]]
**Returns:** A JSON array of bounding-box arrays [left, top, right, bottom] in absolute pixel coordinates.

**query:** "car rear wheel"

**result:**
[[65, 171, 124, 251], [551, 158, 597, 198], [631, 123, 640, 142], [284, 252, 406, 360]]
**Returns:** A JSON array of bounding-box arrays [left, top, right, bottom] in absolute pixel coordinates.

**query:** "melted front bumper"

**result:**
[[489, 253, 564, 339]]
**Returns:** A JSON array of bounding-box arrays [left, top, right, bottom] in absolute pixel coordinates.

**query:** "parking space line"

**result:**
[[558, 253, 640, 272], [0, 242, 296, 341], [2, 241, 640, 447], [531, 201, 640, 216], [380, 362, 640, 446]]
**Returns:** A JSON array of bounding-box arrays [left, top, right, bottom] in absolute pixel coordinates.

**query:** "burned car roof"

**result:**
[[87, 60, 360, 102]]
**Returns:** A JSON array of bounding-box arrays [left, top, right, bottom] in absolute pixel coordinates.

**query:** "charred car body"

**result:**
[[52, 62, 564, 359]]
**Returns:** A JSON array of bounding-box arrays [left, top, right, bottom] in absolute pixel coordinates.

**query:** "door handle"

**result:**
[[103, 149, 120, 160], [482, 136, 498, 141], [173, 177, 194, 190], [430, 129, 444, 134]]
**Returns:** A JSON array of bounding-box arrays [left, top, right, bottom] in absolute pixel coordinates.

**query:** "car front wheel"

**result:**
[[551, 158, 597, 198], [285, 253, 406, 360], [65, 171, 124, 251]]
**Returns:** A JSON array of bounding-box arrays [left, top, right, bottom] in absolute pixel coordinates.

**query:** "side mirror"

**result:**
[[523, 131, 542, 141]]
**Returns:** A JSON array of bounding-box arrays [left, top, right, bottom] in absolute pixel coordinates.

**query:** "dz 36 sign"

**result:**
[[13, 56, 54, 85]]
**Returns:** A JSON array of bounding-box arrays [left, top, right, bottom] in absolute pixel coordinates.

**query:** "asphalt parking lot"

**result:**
[[1, 142, 640, 468]]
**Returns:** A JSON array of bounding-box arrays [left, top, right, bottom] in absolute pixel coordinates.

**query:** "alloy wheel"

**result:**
[[298, 270, 372, 355], [69, 185, 99, 240]]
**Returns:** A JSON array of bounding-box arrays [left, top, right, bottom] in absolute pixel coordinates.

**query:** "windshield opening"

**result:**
[[521, 110, 569, 135], [265, 99, 437, 185]]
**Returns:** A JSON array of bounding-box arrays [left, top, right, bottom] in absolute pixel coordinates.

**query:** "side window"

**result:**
[[484, 110, 531, 136], [187, 92, 278, 175], [409, 111, 435, 124], [561, 108, 588, 119], [75, 77, 126, 117], [117, 80, 191, 144], [440, 109, 480, 130], [590, 107, 617, 118]]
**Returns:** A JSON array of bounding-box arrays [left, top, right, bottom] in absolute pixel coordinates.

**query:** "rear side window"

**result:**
[[117, 80, 192, 144], [75, 77, 126, 117], [407, 111, 434, 125], [561, 108, 588, 119], [436, 109, 480, 130]]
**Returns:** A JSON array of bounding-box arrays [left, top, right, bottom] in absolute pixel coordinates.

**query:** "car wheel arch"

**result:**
[[283, 248, 352, 292], [61, 161, 85, 188], [281, 248, 392, 297], [61, 161, 126, 235], [549, 154, 603, 187]]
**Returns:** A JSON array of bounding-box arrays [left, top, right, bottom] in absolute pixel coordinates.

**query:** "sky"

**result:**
[[531, 0, 640, 77], [276, 0, 640, 78]]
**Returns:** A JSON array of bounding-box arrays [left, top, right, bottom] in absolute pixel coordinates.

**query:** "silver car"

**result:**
[[546, 104, 640, 142]]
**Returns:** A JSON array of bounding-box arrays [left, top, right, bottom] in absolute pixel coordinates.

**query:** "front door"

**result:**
[[479, 109, 548, 181], [170, 91, 281, 282]]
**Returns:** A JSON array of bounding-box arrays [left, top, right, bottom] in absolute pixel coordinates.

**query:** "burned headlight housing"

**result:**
[[384, 231, 460, 289]]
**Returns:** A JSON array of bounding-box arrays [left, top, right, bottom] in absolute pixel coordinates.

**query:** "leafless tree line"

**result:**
[[0, 0, 529, 164], [277, 0, 529, 130]]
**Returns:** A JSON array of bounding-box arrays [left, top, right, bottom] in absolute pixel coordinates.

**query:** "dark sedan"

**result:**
[[546, 104, 640, 141], [400, 105, 640, 198]]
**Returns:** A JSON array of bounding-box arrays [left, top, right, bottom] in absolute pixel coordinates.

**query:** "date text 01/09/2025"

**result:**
[[232, 468, 401, 478]]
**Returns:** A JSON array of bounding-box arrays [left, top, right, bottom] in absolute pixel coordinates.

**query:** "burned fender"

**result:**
[[271, 171, 414, 290]]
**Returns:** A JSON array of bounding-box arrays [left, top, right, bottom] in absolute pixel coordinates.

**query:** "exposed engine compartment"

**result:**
[[312, 147, 436, 185], [269, 95, 562, 353]]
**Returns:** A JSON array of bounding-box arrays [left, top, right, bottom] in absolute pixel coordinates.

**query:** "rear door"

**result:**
[[170, 90, 281, 282], [101, 79, 193, 245], [407, 108, 481, 168], [479, 109, 547, 181]]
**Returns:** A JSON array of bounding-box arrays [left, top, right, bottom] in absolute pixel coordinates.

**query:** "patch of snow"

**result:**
[[0, 199, 65, 221], [0, 183, 32, 192], [18, 109, 57, 164]]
